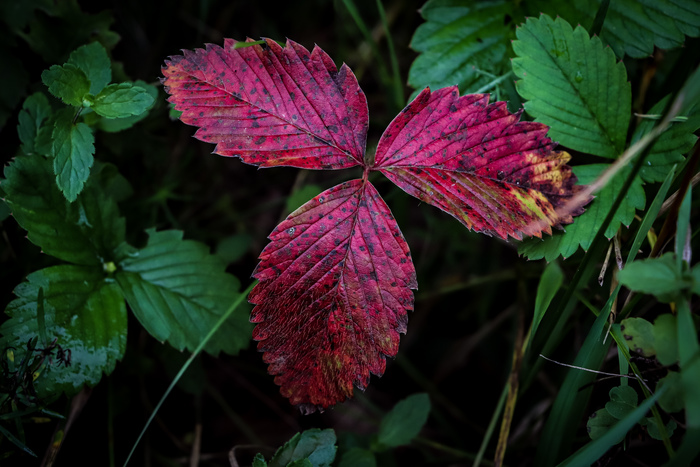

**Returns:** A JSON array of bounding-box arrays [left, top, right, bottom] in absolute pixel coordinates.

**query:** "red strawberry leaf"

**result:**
[[161, 38, 368, 169], [249, 179, 416, 413], [374, 87, 584, 240]]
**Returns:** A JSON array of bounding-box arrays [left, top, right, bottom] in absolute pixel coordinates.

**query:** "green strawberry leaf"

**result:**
[[51, 108, 95, 201], [0, 265, 127, 398], [92, 82, 155, 119], [115, 229, 252, 355], [67, 41, 112, 95], [512, 14, 631, 158], [41, 63, 91, 107]]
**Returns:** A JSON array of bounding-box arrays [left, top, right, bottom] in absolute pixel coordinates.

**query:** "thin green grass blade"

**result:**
[[557, 384, 668, 466], [528, 262, 563, 350], [472, 382, 508, 467], [123, 281, 256, 467], [589, 0, 611, 37], [0, 422, 36, 457]]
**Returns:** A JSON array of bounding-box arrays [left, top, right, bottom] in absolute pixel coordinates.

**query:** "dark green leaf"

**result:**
[[338, 447, 376, 467], [586, 408, 621, 442], [41, 64, 90, 107], [67, 42, 112, 95], [51, 108, 95, 201], [519, 164, 645, 261], [620, 317, 656, 357], [115, 229, 252, 356], [409, 0, 519, 97], [618, 253, 688, 303], [1, 153, 125, 265], [0, 265, 127, 398], [378, 393, 431, 448], [653, 314, 678, 366], [512, 14, 630, 158], [605, 385, 638, 419], [92, 83, 155, 118], [268, 428, 336, 467], [632, 96, 700, 182], [657, 371, 684, 413], [252, 453, 268, 467], [532, 262, 563, 341], [17, 92, 52, 155], [646, 417, 677, 441]]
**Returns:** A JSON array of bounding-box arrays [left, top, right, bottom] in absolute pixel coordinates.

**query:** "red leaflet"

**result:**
[[375, 87, 584, 239], [162, 38, 368, 169], [162, 39, 585, 412], [249, 180, 416, 413]]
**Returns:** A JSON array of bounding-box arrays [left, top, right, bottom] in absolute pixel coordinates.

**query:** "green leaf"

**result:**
[[632, 96, 700, 182], [268, 428, 337, 467], [88, 80, 158, 133], [17, 92, 52, 155], [618, 253, 688, 303], [646, 417, 677, 441], [519, 164, 645, 261], [512, 14, 631, 158], [41, 63, 91, 107], [532, 262, 563, 341], [115, 229, 252, 355], [51, 108, 95, 201], [408, 0, 519, 97], [338, 447, 376, 467], [377, 393, 431, 448], [587, 408, 621, 442], [619, 317, 656, 357], [605, 385, 638, 419], [532, 0, 700, 59], [677, 299, 700, 428], [1, 153, 125, 265], [92, 83, 155, 118], [0, 265, 127, 398], [252, 453, 268, 467], [653, 314, 678, 366], [657, 371, 685, 413], [67, 42, 112, 95]]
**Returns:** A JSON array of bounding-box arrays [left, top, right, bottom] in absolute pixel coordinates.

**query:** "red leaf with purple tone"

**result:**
[[375, 87, 584, 240], [161, 38, 368, 169], [249, 179, 416, 413]]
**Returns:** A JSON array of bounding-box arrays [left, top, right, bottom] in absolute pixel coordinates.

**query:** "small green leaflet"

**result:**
[[377, 393, 431, 449], [51, 108, 95, 202], [0, 265, 127, 398], [67, 41, 112, 95], [84, 80, 158, 133], [41, 63, 91, 107], [263, 429, 337, 467], [17, 92, 52, 155], [512, 14, 631, 158], [116, 229, 252, 356], [92, 82, 155, 119], [519, 164, 645, 260]]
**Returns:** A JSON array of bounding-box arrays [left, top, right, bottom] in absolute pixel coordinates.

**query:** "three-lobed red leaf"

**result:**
[[162, 39, 586, 412]]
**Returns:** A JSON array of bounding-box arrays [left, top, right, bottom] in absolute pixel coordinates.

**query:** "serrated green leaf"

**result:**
[[512, 14, 631, 158], [531, 0, 700, 59], [653, 314, 678, 366], [620, 317, 656, 357], [518, 164, 645, 260], [632, 96, 700, 182], [338, 447, 376, 467], [1, 153, 125, 265], [587, 408, 621, 442], [92, 82, 155, 119], [115, 229, 252, 356], [88, 80, 158, 132], [657, 371, 685, 413], [41, 63, 91, 107], [51, 108, 95, 201], [268, 428, 336, 467], [409, 0, 519, 97], [378, 393, 431, 448], [67, 42, 112, 95], [17, 92, 52, 155], [618, 253, 688, 303], [0, 265, 127, 398], [252, 453, 268, 467]]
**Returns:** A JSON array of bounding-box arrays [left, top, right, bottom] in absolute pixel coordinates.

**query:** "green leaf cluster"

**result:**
[[253, 429, 337, 467], [34, 42, 155, 201]]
